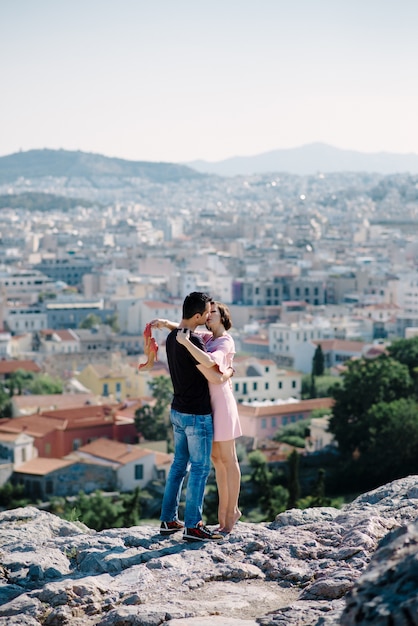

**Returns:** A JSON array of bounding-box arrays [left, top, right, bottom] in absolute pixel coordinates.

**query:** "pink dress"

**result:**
[[202, 333, 242, 442]]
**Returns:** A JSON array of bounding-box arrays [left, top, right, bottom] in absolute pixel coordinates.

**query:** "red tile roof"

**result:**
[[12, 393, 97, 413], [14, 458, 75, 475], [75, 438, 153, 465], [313, 339, 365, 352], [239, 397, 334, 417], [0, 415, 66, 437], [242, 335, 269, 345], [40, 329, 78, 341], [0, 360, 41, 374]]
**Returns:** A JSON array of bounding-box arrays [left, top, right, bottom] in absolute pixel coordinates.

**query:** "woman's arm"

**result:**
[[197, 363, 234, 384], [176, 329, 216, 368], [176, 330, 233, 384], [150, 318, 179, 331]]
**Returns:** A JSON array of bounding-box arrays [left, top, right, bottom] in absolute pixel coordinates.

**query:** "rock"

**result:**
[[340, 521, 418, 625], [0, 475, 416, 625]]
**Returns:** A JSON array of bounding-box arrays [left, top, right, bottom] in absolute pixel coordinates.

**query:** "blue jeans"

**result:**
[[160, 409, 213, 528]]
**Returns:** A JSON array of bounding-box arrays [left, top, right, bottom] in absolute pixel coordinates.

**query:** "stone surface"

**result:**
[[0, 475, 417, 625]]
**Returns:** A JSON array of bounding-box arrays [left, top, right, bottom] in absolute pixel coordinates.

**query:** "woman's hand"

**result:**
[[150, 318, 178, 331], [150, 318, 166, 329]]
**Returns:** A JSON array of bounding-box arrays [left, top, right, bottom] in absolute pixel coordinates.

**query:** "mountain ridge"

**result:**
[[0, 148, 203, 185], [2, 144, 418, 182], [186, 142, 418, 176]]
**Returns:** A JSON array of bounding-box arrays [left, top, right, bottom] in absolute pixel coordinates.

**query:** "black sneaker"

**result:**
[[183, 522, 224, 542], [160, 520, 184, 535]]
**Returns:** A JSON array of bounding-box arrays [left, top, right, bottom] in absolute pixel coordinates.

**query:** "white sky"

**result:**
[[1, 0, 418, 163]]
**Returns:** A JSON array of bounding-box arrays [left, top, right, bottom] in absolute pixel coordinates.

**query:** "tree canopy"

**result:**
[[328, 354, 413, 457], [358, 398, 418, 483], [312, 344, 325, 376], [135, 376, 173, 442]]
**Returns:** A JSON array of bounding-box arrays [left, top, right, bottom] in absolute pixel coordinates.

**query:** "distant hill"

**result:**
[[0, 192, 96, 212], [186, 142, 418, 176], [0, 149, 203, 184]]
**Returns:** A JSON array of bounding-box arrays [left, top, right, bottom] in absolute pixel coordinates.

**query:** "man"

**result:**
[[153, 292, 231, 542]]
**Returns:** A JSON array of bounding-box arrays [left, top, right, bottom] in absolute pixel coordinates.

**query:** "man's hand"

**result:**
[[176, 328, 191, 346]]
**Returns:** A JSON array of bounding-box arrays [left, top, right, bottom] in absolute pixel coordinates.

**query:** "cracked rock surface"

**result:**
[[0, 475, 417, 625]]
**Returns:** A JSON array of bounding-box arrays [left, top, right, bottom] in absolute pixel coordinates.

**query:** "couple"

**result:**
[[152, 291, 242, 542]]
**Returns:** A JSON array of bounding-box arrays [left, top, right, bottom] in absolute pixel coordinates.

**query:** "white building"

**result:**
[[0, 268, 56, 304], [66, 438, 172, 492], [232, 356, 302, 403], [269, 320, 332, 373], [0, 432, 37, 486], [396, 273, 418, 315], [305, 415, 337, 452], [5, 304, 48, 334], [36, 329, 80, 354]]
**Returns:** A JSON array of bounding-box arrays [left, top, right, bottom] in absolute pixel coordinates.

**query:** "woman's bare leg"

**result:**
[[211, 441, 228, 529], [211, 440, 241, 532]]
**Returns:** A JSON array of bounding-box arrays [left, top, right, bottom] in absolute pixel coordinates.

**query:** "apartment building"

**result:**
[[238, 397, 334, 441], [0, 269, 55, 303], [232, 275, 326, 306], [0, 404, 138, 458], [232, 356, 302, 403], [269, 320, 332, 373], [5, 303, 48, 334], [34, 256, 94, 287]]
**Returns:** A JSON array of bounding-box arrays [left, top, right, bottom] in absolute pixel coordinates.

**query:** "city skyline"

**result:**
[[2, 0, 418, 164]]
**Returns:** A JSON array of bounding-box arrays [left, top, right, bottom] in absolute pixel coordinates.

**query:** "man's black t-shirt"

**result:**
[[166, 329, 212, 415]]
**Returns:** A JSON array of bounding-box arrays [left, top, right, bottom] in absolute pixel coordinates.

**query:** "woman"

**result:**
[[152, 302, 242, 533]]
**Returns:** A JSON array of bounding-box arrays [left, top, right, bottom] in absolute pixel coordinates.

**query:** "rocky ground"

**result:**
[[0, 475, 417, 626]]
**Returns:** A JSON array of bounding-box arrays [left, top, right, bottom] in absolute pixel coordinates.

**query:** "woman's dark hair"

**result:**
[[213, 301, 232, 331], [183, 292, 211, 319]]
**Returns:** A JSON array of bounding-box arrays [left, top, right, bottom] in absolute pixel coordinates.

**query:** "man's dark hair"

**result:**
[[183, 292, 211, 319]]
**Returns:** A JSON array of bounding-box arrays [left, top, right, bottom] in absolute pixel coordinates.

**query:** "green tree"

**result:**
[[79, 313, 102, 329], [247, 450, 288, 520], [387, 336, 418, 395], [309, 373, 317, 399], [7, 370, 35, 396], [328, 355, 413, 456], [5, 371, 63, 397], [0, 384, 12, 416], [356, 398, 418, 484], [50, 489, 145, 529], [274, 420, 310, 448], [310, 468, 328, 506], [301, 374, 337, 399], [71, 491, 125, 531], [135, 376, 173, 441], [38, 292, 57, 303], [0, 482, 29, 509], [122, 487, 142, 526], [312, 345, 325, 376], [310, 408, 331, 419], [27, 374, 63, 395], [387, 336, 418, 376], [105, 313, 120, 333], [287, 450, 300, 509]]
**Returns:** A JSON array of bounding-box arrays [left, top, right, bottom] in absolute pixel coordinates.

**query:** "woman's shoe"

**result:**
[[138, 323, 159, 370]]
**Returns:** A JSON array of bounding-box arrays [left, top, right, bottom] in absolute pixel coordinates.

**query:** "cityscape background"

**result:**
[[1, 0, 418, 527], [1, 3, 417, 622]]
